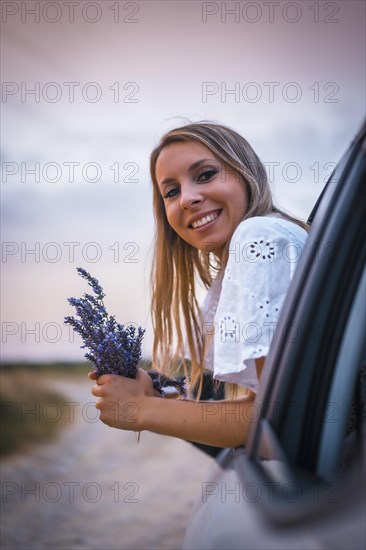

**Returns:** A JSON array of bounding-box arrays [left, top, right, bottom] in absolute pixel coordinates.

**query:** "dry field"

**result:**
[[0, 366, 212, 549]]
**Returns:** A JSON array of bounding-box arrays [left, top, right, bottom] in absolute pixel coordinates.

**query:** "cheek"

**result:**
[[232, 187, 248, 218], [165, 206, 182, 233], [164, 207, 174, 227]]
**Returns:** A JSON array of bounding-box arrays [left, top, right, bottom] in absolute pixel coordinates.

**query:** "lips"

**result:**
[[188, 209, 222, 229]]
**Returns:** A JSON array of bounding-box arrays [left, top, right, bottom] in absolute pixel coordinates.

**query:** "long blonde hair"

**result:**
[[149, 121, 308, 398]]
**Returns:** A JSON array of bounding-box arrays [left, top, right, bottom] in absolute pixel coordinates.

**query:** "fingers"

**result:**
[[88, 371, 114, 383], [95, 373, 115, 385], [91, 384, 102, 397], [91, 374, 117, 397], [136, 368, 154, 392], [89, 371, 115, 385]]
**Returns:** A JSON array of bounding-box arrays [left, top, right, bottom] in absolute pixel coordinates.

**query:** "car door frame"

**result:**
[[233, 121, 366, 521]]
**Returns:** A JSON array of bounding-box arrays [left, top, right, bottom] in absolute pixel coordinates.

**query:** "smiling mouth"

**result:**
[[189, 210, 222, 229]]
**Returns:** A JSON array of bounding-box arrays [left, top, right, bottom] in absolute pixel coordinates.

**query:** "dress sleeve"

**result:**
[[213, 216, 307, 393]]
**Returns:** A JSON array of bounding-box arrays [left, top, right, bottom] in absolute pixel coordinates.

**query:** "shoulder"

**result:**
[[230, 214, 308, 247], [222, 214, 308, 280]]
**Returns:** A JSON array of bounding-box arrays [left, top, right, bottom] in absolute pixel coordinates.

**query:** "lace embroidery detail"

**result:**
[[249, 240, 276, 260], [212, 216, 308, 392], [220, 316, 237, 340], [258, 299, 279, 319]]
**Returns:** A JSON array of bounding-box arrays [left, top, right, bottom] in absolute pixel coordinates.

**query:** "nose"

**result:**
[[179, 182, 203, 209]]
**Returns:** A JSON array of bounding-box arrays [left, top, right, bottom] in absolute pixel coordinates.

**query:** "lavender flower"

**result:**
[[146, 370, 186, 396], [65, 268, 185, 396], [64, 268, 143, 378]]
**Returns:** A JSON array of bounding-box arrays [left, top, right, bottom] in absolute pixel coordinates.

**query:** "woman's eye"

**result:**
[[164, 187, 180, 199], [198, 169, 217, 182]]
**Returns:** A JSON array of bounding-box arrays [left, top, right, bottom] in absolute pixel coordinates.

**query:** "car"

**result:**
[[183, 121, 366, 549]]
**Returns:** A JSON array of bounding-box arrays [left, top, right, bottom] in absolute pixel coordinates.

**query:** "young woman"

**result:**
[[89, 122, 308, 449]]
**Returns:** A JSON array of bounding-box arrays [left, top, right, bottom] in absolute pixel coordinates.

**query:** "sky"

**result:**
[[1, 0, 365, 362]]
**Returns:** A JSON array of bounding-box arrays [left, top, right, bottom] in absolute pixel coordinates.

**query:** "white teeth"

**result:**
[[191, 211, 218, 229]]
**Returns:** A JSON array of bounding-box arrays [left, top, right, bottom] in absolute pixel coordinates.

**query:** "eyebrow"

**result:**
[[158, 158, 216, 188]]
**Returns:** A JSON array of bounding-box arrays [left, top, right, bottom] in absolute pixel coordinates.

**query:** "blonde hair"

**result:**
[[149, 121, 308, 398]]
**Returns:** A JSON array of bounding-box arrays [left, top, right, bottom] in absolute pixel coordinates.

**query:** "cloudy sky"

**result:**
[[1, 0, 365, 361]]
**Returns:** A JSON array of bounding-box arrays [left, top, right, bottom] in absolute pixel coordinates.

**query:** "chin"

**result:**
[[199, 240, 224, 255]]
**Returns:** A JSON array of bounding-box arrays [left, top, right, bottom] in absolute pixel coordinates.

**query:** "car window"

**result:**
[[317, 267, 366, 481]]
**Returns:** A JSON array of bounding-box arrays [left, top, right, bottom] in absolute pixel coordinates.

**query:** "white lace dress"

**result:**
[[200, 214, 308, 394]]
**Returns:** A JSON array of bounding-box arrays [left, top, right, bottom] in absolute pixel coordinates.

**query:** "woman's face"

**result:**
[[155, 141, 249, 258]]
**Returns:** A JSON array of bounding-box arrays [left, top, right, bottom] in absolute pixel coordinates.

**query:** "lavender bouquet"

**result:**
[[64, 268, 185, 396]]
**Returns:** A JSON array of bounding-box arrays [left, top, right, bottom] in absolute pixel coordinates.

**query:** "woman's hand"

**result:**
[[88, 369, 258, 448], [89, 368, 161, 431]]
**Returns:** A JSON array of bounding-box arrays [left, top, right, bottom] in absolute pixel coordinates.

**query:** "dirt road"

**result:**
[[0, 377, 212, 549]]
